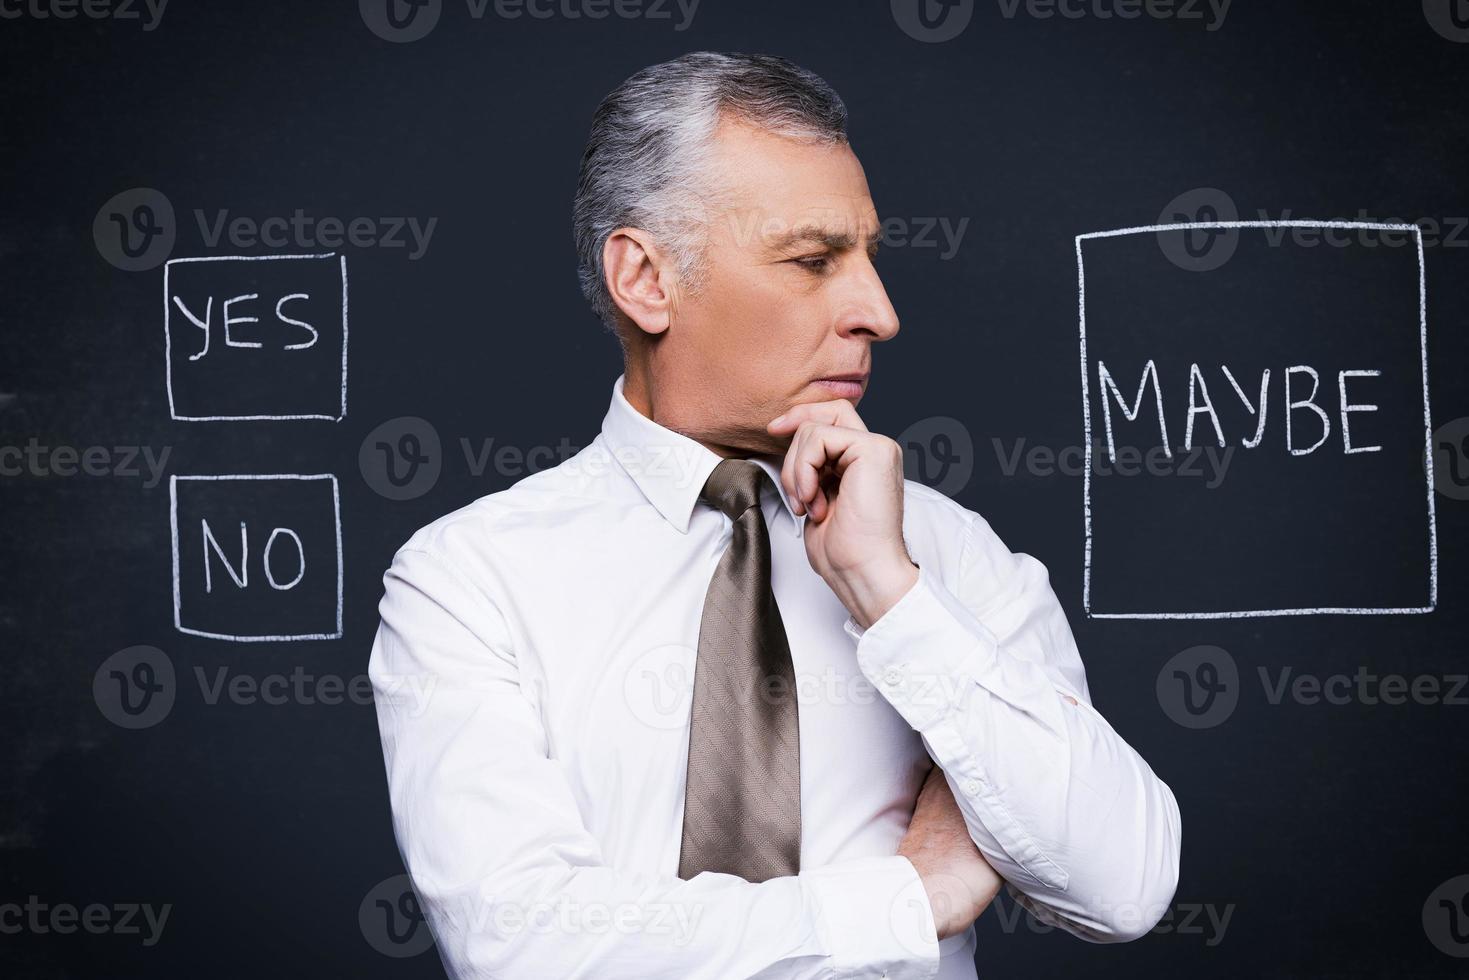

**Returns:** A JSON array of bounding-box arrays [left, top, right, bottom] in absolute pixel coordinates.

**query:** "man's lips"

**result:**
[[812, 374, 868, 398]]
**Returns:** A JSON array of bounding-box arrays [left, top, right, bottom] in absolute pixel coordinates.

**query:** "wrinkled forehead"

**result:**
[[702, 118, 881, 254]]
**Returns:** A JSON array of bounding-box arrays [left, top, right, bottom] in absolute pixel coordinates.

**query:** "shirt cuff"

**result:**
[[844, 563, 998, 732], [803, 855, 941, 980]]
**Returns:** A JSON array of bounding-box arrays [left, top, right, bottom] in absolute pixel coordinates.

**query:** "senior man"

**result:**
[[369, 50, 1181, 980]]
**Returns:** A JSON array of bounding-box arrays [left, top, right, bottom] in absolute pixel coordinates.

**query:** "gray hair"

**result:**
[[573, 51, 849, 339]]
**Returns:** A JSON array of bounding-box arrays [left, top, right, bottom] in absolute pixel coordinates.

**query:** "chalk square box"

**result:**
[[1076, 221, 1436, 619], [164, 254, 348, 421], [170, 474, 343, 641]]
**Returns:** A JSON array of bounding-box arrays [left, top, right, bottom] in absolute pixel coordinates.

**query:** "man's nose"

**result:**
[[834, 256, 901, 341]]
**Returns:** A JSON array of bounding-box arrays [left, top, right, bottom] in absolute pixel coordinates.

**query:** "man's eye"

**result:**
[[793, 255, 831, 272]]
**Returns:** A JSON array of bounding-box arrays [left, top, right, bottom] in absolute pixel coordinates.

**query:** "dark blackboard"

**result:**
[[3, 1, 1467, 977]]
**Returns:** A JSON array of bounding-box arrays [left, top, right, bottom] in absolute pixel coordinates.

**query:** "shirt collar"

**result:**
[[599, 372, 805, 537]]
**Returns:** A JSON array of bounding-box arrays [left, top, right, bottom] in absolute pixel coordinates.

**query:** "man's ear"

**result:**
[[602, 227, 677, 339]]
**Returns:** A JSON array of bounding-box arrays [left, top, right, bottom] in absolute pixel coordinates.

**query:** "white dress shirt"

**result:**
[[368, 372, 1181, 980]]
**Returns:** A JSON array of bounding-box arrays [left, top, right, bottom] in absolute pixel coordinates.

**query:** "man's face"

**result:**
[[651, 117, 901, 455]]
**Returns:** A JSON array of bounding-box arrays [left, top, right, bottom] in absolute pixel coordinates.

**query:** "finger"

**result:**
[[767, 396, 869, 435], [782, 422, 871, 518], [782, 421, 824, 517], [780, 422, 811, 516], [814, 466, 842, 522], [785, 423, 867, 521], [782, 422, 829, 518]]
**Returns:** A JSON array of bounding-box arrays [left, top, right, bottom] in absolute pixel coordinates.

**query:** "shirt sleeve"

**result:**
[[369, 544, 943, 980], [842, 513, 1182, 943]]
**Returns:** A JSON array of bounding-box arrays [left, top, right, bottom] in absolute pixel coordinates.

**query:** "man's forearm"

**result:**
[[845, 550, 1182, 940]]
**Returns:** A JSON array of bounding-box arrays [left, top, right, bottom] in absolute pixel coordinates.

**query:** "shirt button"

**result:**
[[966, 779, 981, 795], [883, 666, 903, 687]]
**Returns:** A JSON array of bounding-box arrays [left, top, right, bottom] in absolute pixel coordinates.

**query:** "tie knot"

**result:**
[[700, 459, 769, 522]]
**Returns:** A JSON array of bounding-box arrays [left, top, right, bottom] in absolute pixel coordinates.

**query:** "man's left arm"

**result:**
[[844, 512, 1182, 943]]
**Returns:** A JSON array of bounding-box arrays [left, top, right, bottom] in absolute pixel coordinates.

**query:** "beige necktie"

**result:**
[[677, 459, 802, 882]]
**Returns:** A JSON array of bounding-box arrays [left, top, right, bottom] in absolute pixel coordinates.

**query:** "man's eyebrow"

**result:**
[[765, 225, 883, 251]]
